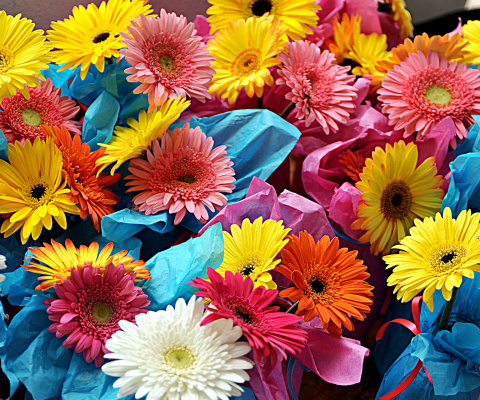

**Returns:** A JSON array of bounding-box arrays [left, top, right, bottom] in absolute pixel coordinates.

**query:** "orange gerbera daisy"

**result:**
[[23, 239, 150, 290], [376, 32, 468, 74], [338, 149, 366, 183], [277, 232, 373, 335], [323, 13, 361, 64], [43, 125, 120, 231]]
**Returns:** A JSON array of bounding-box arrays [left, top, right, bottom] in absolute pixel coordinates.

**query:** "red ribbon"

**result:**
[[376, 296, 433, 400]]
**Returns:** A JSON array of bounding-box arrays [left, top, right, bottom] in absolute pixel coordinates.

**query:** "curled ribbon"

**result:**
[[376, 296, 433, 400]]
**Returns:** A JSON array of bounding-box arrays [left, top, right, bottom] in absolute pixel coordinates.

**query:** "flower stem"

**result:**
[[438, 286, 459, 331], [257, 95, 263, 109], [280, 101, 295, 120], [287, 301, 299, 314]]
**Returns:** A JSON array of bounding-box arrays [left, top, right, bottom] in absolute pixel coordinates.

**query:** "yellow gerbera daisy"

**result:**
[[324, 13, 362, 64], [0, 11, 51, 101], [96, 97, 190, 175], [217, 217, 290, 289], [206, 0, 320, 41], [351, 141, 444, 256], [23, 239, 150, 290], [461, 20, 480, 66], [208, 15, 287, 107], [0, 137, 80, 244], [47, 0, 153, 80], [384, 208, 480, 311]]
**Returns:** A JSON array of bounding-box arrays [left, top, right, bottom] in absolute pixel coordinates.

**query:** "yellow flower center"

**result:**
[[429, 245, 467, 275], [22, 179, 54, 207], [165, 347, 195, 369], [232, 49, 262, 77], [0, 47, 13, 73], [22, 108, 42, 127], [380, 181, 412, 220], [248, 0, 275, 17], [93, 32, 111, 44], [237, 255, 262, 277], [92, 302, 113, 323], [426, 86, 451, 105]]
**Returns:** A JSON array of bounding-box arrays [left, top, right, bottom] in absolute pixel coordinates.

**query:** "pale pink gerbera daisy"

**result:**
[[190, 267, 308, 363], [125, 124, 235, 225], [378, 51, 480, 147], [0, 78, 81, 144], [121, 11, 214, 112], [44, 263, 150, 368], [276, 41, 357, 133]]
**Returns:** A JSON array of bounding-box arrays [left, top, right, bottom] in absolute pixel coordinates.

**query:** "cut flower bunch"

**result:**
[[0, 0, 480, 399]]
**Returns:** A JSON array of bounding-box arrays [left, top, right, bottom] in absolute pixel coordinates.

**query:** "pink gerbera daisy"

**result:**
[[0, 78, 81, 144], [120, 11, 214, 112], [190, 267, 308, 362], [378, 51, 480, 147], [125, 123, 235, 225], [44, 263, 150, 368], [276, 41, 358, 132]]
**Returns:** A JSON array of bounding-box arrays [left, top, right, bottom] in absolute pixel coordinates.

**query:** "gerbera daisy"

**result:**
[[191, 267, 307, 362], [460, 20, 480, 66], [384, 208, 480, 311], [380, 0, 414, 38], [43, 125, 120, 231], [216, 217, 289, 290], [276, 41, 357, 132], [23, 239, 150, 291], [338, 149, 366, 183], [377, 51, 480, 146], [351, 141, 444, 256], [47, 0, 152, 80], [0, 137, 79, 244], [96, 97, 189, 175], [0, 79, 80, 145], [376, 32, 468, 74], [0, 11, 51, 101], [277, 232, 373, 335], [121, 11, 213, 111], [323, 13, 362, 65], [45, 263, 150, 367], [0, 254, 6, 284], [208, 15, 287, 107], [206, 0, 320, 41], [125, 124, 235, 225], [102, 296, 253, 399]]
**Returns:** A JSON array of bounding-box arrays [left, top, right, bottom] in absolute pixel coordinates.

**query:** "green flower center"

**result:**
[[92, 303, 113, 323], [22, 108, 42, 127], [426, 86, 451, 105], [159, 55, 174, 71], [165, 348, 195, 369]]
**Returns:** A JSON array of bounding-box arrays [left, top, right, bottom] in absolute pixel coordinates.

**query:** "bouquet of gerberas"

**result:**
[[2, 0, 480, 399]]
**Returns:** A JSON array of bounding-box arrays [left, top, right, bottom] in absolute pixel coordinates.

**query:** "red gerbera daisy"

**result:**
[[43, 125, 120, 231], [190, 267, 307, 362], [45, 263, 150, 367], [0, 78, 81, 144]]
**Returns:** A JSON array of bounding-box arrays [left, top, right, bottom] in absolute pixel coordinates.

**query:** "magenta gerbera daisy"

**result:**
[[378, 50, 480, 147], [276, 41, 357, 132], [125, 123, 235, 225], [0, 78, 81, 144], [44, 263, 150, 368], [120, 11, 214, 112], [190, 267, 308, 362]]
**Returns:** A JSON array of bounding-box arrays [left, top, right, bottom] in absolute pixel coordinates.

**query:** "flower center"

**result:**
[[232, 49, 262, 77], [93, 32, 110, 44], [151, 45, 182, 78], [250, 0, 273, 16], [177, 174, 195, 184], [0, 47, 13, 73], [22, 108, 42, 127], [426, 85, 451, 105], [304, 266, 341, 306], [92, 302, 113, 323], [380, 181, 412, 220], [158, 55, 174, 71], [309, 278, 326, 295], [165, 347, 195, 369], [429, 245, 467, 275], [237, 256, 261, 277], [30, 184, 46, 200]]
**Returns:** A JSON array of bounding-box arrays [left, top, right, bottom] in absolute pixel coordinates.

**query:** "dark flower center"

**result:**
[[177, 174, 196, 184], [251, 0, 273, 16], [93, 32, 110, 44], [309, 278, 326, 295], [440, 252, 456, 264], [234, 309, 253, 324], [378, 2, 392, 13], [342, 58, 361, 70], [0, 53, 4, 67], [381, 181, 412, 220], [30, 184, 46, 200], [240, 263, 256, 276]]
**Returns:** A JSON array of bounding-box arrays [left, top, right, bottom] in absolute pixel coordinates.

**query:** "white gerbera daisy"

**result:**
[[0, 255, 6, 284], [102, 296, 253, 400]]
